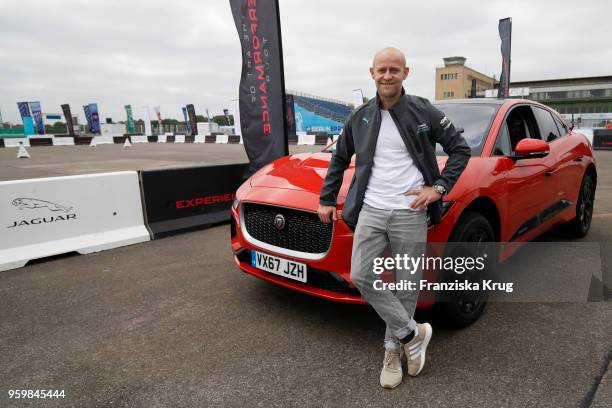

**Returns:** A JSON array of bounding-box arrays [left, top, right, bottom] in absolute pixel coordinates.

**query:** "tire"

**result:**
[[434, 212, 495, 328], [562, 173, 595, 238]]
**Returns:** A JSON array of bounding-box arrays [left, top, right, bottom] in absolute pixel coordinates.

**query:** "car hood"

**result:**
[[250, 152, 449, 197]]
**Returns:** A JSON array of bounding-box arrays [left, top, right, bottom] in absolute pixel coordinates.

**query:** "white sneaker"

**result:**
[[380, 348, 403, 389], [402, 323, 433, 376]]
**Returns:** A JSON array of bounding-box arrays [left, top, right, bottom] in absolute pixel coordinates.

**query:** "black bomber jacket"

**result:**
[[319, 90, 470, 230]]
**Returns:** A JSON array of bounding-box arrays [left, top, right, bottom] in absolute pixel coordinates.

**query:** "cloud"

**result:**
[[0, 0, 610, 123]]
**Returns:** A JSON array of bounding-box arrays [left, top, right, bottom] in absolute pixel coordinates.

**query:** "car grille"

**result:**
[[236, 249, 360, 297], [243, 203, 332, 254]]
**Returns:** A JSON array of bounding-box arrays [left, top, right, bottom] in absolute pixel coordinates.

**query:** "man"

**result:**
[[318, 47, 470, 389]]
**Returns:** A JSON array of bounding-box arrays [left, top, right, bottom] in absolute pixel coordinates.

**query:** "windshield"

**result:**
[[323, 103, 498, 156], [433, 103, 498, 156]]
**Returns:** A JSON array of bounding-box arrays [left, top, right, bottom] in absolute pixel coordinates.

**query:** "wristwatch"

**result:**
[[433, 184, 447, 196]]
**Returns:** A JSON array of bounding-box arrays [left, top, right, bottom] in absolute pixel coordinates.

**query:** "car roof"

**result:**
[[433, 98, 508, 105]]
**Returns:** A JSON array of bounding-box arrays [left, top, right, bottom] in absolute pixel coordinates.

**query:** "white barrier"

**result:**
[[157, 135, 167, 143], [93, 135, 114, 145], [215, 134, 228, 144], [194, 135, 206, 143], [298, 134, 316, 145], [3, 138, 31, 147], [175, 134, 185, 143], [575, 128, 594, 144], [131, 135, 148, 143], [52, 137, 75, 146], [0, 171, 150, 272]]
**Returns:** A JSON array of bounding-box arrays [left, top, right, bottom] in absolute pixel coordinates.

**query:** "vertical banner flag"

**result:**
[[182, 107, 191, 134], [90, 103, 101, 134], [351, 89, 364, 109], [497, 17, 512, 99], [142, 106, 152, 136], [154, 106, 162, 134], [18, 102, 35, 135], [230, 0, 289, 176], [285, 94, 296, 136], [83, 104, 93, 133], [17, 101, 31, 119], [83, 103, 101, 134], [125, 105, 136, 133], [29, 101, 45, 135], [186, 104, 198, 135], [61, 104, 75, 136]]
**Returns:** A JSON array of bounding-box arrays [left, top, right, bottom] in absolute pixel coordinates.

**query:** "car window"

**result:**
[[492, 122, 512, 156], [433, 103, 499, 156], [553, 114, 568, 136], [533, 106, 561, 142], [506, 107, 532, 151]]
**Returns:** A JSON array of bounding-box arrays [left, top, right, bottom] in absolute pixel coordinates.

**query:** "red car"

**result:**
[[230, 98, 596, 326]]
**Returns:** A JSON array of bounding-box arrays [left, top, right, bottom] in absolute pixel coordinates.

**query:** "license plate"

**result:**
[[251, 251, 307, 283]]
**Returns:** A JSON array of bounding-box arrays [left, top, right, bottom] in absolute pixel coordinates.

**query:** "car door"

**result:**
[[495, 105, 560, 242], [540, 108, 585, 204]]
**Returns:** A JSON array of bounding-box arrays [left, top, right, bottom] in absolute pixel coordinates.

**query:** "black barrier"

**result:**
[[205, 135, 216, 143], [147, 136, 158, 143], [228, 135, 241, 144], [0, 139, 5, 148], [593, 129, 612, 150], [139, 163, 249, 238], [74, 137, 93, 145], [288, 135, 298, 145], [166, 135, 175, 143], [185, 135, 195, 143], [114, 136, 131, 144], [315, 134, 330, 145], [29, 137, 53, 146]]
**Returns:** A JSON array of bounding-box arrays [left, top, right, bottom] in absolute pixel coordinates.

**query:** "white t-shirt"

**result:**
[[363, 110, 425, 210]]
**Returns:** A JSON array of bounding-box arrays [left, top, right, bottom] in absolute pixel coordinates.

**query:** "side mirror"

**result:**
[[512, 138, 550, 160]]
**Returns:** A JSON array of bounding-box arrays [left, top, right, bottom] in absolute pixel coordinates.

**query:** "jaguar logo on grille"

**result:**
[[274, 214, 286, 230]]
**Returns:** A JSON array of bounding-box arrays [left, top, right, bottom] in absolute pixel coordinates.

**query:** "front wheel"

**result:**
[[434, 212, 495, 328]]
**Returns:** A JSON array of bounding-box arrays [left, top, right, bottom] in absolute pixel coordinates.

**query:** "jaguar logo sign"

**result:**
[[12, 198, 73, 213], [273, 214, 286, 230], [7, 197, 77, 229]]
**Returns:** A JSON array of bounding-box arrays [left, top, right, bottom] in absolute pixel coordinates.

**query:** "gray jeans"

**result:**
[[350, 203, 427, 351]]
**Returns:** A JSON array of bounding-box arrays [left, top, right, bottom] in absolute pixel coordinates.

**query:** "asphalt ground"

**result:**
[[0, 144, 611, 407]]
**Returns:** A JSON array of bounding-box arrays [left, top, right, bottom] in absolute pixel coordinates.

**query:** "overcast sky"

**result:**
[[1, 0, 610, 124]]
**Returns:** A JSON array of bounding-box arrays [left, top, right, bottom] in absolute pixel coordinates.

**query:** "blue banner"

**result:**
[[29, 101, 45, 135], [23, 117, 35, 136], [182, 106, 191, 134], [83, 104, 93, 133], [17, 102, 34, 136], [17, 102, 31, 119], [83, 103, 101, 134], [89, 103, 101, 134]]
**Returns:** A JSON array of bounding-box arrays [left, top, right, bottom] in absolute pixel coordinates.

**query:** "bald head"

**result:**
[[370, 47, 409, 108], [372, 47, 407, 69]]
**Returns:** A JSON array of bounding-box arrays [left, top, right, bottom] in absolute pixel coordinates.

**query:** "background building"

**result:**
[[503, 76, 612, 128], [435, 57, 496, 100]]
